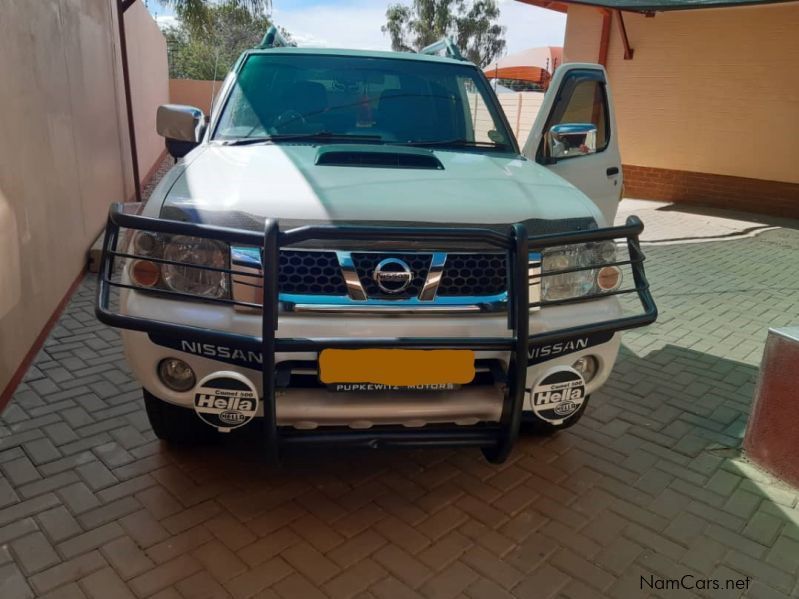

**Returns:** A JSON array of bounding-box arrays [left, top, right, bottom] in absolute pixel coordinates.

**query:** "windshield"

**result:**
[[213, 53, 516, 151]]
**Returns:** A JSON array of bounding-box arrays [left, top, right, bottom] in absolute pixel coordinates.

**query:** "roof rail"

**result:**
[[419, 38, 465, 61], [258, 25, 292, 49]]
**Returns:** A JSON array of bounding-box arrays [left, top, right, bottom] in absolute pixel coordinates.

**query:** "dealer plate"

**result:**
[[319, 349, 475, 388]]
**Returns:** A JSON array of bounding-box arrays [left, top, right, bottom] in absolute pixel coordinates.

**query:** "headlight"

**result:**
[[162, 236, 230, 298], [126, 233, 231, 300], [133, 231, 162, 256], [541, 241, 621, 302]]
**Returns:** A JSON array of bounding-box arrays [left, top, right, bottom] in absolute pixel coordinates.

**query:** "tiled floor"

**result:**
[[1, 197, 799, 598]]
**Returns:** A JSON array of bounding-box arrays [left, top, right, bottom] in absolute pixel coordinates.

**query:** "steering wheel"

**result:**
[[272, 109, 307, 131]]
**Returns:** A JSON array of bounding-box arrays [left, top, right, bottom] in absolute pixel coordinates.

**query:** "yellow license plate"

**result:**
[[319, 349, 475, 386]]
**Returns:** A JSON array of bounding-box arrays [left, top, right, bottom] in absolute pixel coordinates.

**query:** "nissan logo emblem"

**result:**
[[373, 258, 413, 294]]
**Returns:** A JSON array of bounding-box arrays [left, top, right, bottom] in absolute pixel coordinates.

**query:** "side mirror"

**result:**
[[546, 123, 597, 162], [156, 104, 205, 159]]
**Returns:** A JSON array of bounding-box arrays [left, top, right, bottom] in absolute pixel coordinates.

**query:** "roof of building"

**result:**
[[483, 46, 563, 84], [517, 0, 796, 13]]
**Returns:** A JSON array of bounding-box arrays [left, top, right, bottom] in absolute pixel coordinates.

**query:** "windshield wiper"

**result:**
[[400, 138, 511, 150], [221, 132, 384, 146], [221, 137, 274, 146]]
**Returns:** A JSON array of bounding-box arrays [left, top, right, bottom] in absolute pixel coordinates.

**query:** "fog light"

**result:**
[[572, 355, 598, 383], [596, 266, 622, 291], [158, 358, 196, 392], [130, 259, 160, 288]]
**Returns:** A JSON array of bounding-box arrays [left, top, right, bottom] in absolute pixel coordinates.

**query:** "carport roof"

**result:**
[[517, 0, 796, 13]]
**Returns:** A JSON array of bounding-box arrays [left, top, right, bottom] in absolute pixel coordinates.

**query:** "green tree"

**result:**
[[164, 2, 288, 80], [164, 0, 270, 33], [382, 0, 506, 67]]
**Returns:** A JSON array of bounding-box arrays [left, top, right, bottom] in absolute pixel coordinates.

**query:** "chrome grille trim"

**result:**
[[336, 251, 367, 301], [419, 252, 447, 301]]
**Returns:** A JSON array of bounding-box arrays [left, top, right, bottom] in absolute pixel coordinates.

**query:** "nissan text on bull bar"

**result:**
[[95, 28, 657, 464]]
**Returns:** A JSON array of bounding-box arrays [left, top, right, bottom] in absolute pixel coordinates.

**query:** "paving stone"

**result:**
[[460, 544, 524, 590], [175, 570, 230, 599], [57, 482, 100, 515], [595, 537, 643, 576], [742, 510, 785, 546], [225, 557, 293, 599], [119, 509, 171, 549], [512, 563, 569, 598], [0, 475, 20, 508], [723, 488, 763, 519], [101, 536, 155, 580], [78, 496, 141, 529], [680, 536, 728, 575], [40, 582, 87, 599], [128, 555, 202, 598], [723, 551, 795, 594], [146, 525, 213, 565], [80, 567, 137, 599], [0, 492, 59, 527], [43, 422, 80, 447], [76, 461, 118, 491], [24, 438, 62, 465], [19, 472, 80, 500], [57, 522, 125, 560], [1, 456, 41, 486], [191, 540, 247, 583], [37, 505, 82, 543], [0, 517, 39, 545], [0, 562, 35, 598], [11, 532, 61, 575]]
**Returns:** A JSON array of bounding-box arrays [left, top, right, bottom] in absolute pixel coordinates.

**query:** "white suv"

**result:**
[[96, 31, 656, 463]]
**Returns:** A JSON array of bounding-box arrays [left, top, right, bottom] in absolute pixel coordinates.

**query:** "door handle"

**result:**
[[606, 167, 620, 176]]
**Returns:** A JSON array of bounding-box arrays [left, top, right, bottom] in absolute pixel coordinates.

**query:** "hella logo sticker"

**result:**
[[193, 372, 258, 432], [529, 367, 586, 424]]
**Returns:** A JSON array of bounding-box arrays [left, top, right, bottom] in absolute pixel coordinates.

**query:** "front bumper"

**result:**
[[96, 204, 657, 463]]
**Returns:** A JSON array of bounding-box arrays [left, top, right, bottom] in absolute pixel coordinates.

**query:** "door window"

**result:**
[[538, 70, 610, 162]]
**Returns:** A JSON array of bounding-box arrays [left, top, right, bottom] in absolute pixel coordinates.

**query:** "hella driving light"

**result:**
[[162, 236, 230, 299]]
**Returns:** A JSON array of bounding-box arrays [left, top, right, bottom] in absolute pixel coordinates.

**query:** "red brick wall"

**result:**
[[623, 165, 799, 219]]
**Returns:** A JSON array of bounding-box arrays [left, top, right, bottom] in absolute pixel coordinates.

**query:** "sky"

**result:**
[[146, 0, 566, 56]]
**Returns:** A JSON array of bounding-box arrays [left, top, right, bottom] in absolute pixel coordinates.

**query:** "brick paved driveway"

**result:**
[[1, 200, 799, 599]]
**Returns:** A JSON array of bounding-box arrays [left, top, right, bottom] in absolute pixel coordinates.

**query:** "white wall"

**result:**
[[470, 91, 545, 143]]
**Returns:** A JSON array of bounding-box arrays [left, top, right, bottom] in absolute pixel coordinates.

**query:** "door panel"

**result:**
[[522, 64, 622, 225]]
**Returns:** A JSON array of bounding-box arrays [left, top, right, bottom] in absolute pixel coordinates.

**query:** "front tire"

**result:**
[[143, 389, 216, 444], [519, 394, 590, 436]]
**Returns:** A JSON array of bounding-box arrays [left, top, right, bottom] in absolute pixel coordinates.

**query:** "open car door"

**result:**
[[522, 64, 622, 225]]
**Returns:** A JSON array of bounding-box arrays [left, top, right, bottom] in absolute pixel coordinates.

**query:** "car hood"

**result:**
[[158, 144, 602, 233]]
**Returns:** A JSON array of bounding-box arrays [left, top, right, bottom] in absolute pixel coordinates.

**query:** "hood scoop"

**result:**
[[315, 144, 444, 170]]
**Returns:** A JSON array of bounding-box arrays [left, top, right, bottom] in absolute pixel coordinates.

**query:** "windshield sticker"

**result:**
[[528, 331, 613, 365], [193, 373, 258, 432], [530, 367, 586, 424]]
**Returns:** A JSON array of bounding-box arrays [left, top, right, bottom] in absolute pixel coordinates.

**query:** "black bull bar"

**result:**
[[96, 203, 657, 463]]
